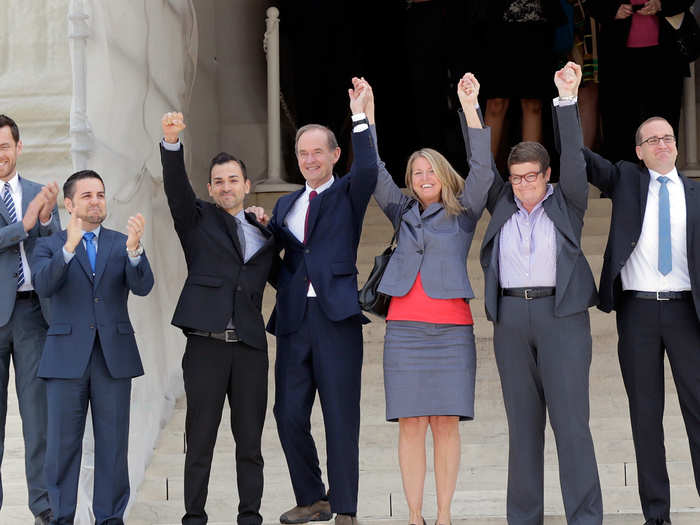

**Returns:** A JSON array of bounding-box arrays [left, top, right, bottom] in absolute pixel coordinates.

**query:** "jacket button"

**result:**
[[416, 224, 422, 229], [89, 325, 95, 330], [417, 249, 423, 255], [237, 285, 242, 291], [631, 241, 636, 246], [305, 249, 310, 254], [94, 298, 100, 303]]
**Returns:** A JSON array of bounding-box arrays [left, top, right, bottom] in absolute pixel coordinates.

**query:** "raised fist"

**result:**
[[161, 112, 186, 144], [554, 62, 582, 99]]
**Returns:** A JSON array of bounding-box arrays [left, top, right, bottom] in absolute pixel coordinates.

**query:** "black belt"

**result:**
[[188, 329, 240, 343], [501, 287, 555, 300], [16, 290, 37, 300], [626, 290, 692, 301]]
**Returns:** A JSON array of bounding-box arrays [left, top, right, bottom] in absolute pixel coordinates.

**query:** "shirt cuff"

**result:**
[[40, 213, 53, 227], [62, 247, 75, 264], [161, 139, 182, 151], [553, 96, 578, 107], [128, 255, 142, 266], [351, 112, 369, 133]]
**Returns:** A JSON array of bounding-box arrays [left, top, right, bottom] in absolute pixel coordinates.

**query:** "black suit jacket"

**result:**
[[584, 149, 700, 320], [160, 144, 276, 351]]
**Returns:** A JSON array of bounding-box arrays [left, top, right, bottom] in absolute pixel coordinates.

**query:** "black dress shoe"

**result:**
[[35, 509, 53, 525], [643, 519, 671, 525]]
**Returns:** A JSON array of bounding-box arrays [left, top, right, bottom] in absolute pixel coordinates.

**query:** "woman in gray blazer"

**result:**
[[357, 75, 494, 525]]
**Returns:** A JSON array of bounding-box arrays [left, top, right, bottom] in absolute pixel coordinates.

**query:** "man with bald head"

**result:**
[[582, 114, 700, 525]]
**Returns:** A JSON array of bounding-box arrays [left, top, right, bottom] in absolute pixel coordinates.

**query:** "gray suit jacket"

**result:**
[[0, 176, 60, 326], [479, 103, 598, 322], [371, 113, 494, 300]]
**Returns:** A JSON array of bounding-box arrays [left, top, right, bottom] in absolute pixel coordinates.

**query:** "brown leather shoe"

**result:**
[[280, 499, 332, 524], [335, 514, 358, 525]]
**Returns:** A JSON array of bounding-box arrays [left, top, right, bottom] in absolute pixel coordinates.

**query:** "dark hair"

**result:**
[[635, 116, 672, 146], [63, 170, 105, 200], [507, 141, 550, 173], [0, 115, 20, 143], [209, 152, 247, 182], [295, 124, 339, 154]]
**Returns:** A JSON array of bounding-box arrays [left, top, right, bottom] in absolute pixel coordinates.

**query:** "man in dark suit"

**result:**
[[250, 82, 376, 525], [478, 64, 602, 524], [159, 112, 277, 525], [582, 104, 700, 523], [0, 114, 60, 524], [31, 170, 154, 525]]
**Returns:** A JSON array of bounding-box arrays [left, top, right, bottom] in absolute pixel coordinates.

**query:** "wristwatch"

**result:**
[[127, 241, 144, 258]]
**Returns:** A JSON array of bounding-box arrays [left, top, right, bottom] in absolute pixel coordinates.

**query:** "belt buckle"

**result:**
[[656, 291, 670, 301], [524, 289, 533, 300], [224, 329, 238, 343]]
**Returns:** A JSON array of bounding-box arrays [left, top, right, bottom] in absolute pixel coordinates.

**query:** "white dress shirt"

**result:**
[[4, 173, 52, 292], [621, 167, 691, 292], [285, 177, 334, 297]]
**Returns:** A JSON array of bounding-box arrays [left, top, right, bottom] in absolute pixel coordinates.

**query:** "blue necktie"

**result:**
[[3, 182, 24, 288], [83, 231, 97, 273], [657, 176, 672, 275]]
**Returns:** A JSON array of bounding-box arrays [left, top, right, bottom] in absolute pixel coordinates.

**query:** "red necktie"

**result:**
[[303, 190, 318, 244]]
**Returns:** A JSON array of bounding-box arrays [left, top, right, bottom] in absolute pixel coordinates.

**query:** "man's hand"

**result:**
[[457, 73, 480, 110], [351, 77, 375, 124], [126, 213, 146, 251], [64, 212, 83, 254], [639, 0, 660, 16], [22, 190, 48, 232], [38, 182, 59, 224], [246, 205, 270, 226], [615, 3, 633, 19], [161, 112, 186, 144], [554, 61, 582, 99], [348, 78, 370, 116]]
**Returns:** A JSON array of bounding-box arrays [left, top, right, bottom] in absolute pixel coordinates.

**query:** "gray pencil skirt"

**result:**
[[383, 320, 476, 422]]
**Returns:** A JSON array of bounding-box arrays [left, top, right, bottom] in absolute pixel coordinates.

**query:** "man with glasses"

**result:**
[[477, 62, 603, 524], [582, 109, 700, 523]]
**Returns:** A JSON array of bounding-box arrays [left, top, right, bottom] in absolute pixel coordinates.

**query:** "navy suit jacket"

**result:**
[[0, 176, 60, 326], [584, 149, 700, 320], [31, 227, 154, 379], [267, 128, 378, 336]]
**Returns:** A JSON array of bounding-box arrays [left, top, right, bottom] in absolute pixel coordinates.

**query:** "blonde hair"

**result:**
[[404, 148, 465, 216]]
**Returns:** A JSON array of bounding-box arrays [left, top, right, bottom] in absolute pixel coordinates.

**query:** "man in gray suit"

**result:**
[[0, 114, 60, 524], [478, 64, 602, 524]]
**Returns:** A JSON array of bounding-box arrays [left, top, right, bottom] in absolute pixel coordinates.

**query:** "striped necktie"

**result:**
[[3, 182, 24, 288]]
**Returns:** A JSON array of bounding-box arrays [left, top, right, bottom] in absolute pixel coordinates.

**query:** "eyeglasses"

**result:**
[[639, 135, 676, 146], [509, 172, 542, 185]]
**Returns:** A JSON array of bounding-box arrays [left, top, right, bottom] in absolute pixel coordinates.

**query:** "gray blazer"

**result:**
[[371, 113, 495, 300], [478, 103, 598, 322], [0, 176, 60, 326]]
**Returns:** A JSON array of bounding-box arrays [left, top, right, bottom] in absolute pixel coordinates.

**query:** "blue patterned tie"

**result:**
[[83, 231, 96, 273], [3, 182, 24, 288], [657, 176, 672, 275]]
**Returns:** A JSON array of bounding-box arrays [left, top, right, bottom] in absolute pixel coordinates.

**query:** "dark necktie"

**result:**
[[83, 231, 97, 273], [303, 190, 318, 244], [657, 176, 672, 275], [3, 182, 24, 288]]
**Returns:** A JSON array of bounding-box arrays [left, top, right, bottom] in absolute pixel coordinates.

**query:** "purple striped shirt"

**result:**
[[499, 185, 557, 288]]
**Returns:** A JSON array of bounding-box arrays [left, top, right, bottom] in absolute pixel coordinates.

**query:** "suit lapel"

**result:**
[[639, 166, 650, 223], [74, 237, 95, 282], [681, 173, 697, 259], [93, 227, 115, 288], [19, 177, 38, 216], [483, 186, 517, 248], [276, 188, 305, 226], [305, 177, 339, 243]]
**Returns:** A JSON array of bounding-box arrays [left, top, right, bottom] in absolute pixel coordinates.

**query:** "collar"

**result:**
[[2, 172, 20, 194], [81, 225, 101, 240], [234, 209, 246, 223], [649, 166, 679, 184], [304, 176, 334, 197], [513, 183, 554, 214]]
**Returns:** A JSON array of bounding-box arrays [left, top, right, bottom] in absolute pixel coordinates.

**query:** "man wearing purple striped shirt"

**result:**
[[477, 63, 603, 525]]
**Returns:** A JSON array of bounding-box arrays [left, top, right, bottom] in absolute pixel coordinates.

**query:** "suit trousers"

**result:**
[[493, 295, 602, 525], [0, 294, 50, 516], [274, 299, 363, 515], [616, 294, 700, 522], [44, 337, 131, 525], [182, 335, 268, 525]]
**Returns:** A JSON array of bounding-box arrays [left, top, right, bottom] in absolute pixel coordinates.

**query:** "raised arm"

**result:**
[[457, 73, 495, 221], [352, 77, 409, 224], [553, 62, 588, 213], [346, 77, 379, 218], [160, 112, 199, 229]]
